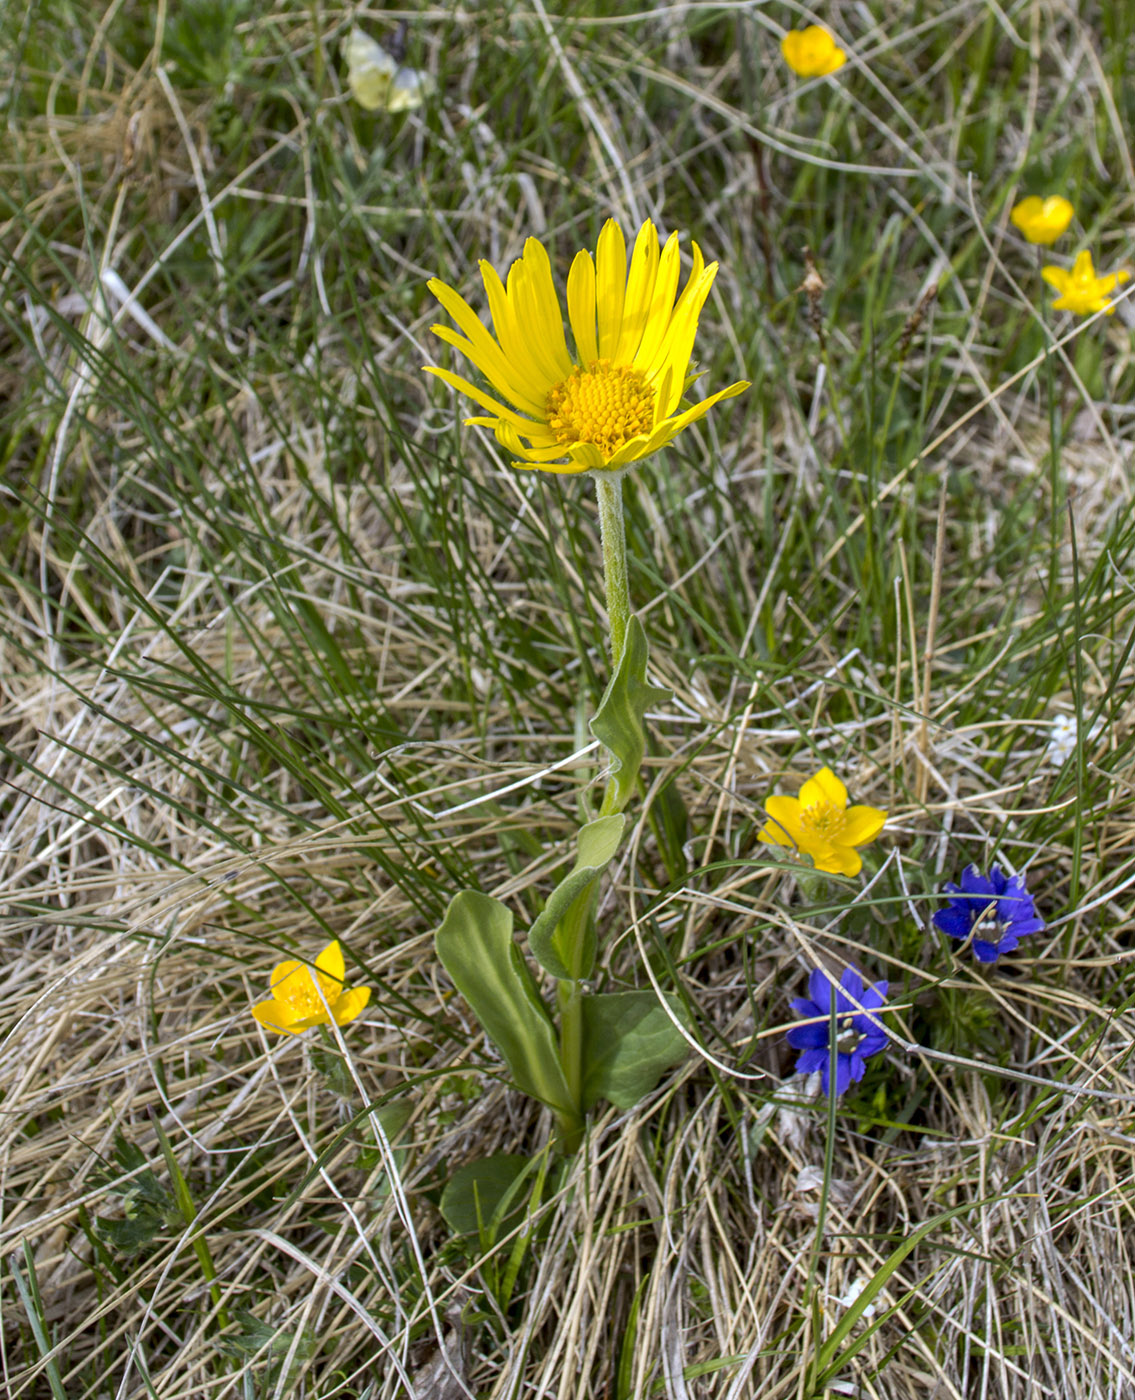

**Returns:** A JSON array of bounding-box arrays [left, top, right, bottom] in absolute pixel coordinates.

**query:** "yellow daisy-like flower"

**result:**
[[1041, 249, 1131, 316], [758, 766, 886, 878], [423, 219, 749, 474], [1009, 195, 1074, 245], [780, 26, 847, 78], [251, 939, 371, 1035]]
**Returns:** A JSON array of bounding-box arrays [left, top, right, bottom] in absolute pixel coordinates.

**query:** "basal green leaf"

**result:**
[[439, 1152, 530, 1238], [590, 615, 670, 815], [435, 891, 574, 1116], [580, 990, 689, 1111], [528, 813, 625, 980]]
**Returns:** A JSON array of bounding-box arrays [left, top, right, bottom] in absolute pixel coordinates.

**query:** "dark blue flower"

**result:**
[[786, 967, 889, 1096], [932, 864, 1044, 963]]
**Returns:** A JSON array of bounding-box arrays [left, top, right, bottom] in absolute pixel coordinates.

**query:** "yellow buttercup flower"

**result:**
[[759, 766, 886, 877], [1010, 196, 1074, 245], [424, 219, 749, 474], [1041, 250, 1131, 316], [780, 26, 847, 78], [251, 939, 371, 1034]]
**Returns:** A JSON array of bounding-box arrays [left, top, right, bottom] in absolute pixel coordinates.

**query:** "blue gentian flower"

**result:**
[[787, 967, 889, 1096], [932, 864, 1044, 963]]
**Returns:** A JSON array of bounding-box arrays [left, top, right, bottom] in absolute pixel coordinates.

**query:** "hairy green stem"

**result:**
[[595, 474, 630, 667]]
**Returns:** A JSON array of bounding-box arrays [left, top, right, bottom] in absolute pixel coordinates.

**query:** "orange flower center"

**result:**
[[545, 359, 655, 458], [276, 967, 339, 1018], [799, 798, 846, 840]]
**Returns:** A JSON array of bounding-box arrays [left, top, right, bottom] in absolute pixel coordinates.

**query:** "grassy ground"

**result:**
[[3, 0, 1135, 1395]]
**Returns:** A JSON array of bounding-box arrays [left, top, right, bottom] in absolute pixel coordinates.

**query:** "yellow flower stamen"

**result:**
[[273, 965, 339, 1019], [799, 798, 846, 840], [545, 360, 655, 457]]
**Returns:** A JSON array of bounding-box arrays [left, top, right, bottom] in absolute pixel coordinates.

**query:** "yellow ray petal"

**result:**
[[480, 261, 554, 394], [424, 367, 545, 432], [613, 220, 660, 365], [428, 281, 547, 410], [567, 440, 607, 471], [633, 232, 682, 373], [595, 219, 628, 361], [496, 420, 589, 471], [566, 249, 598, 365], [519, 236, 573, 379], [655, 379, 750, 439], [430, 326, 546, 417], [466, 415, 560, 449], [506, 260, 571, 388]]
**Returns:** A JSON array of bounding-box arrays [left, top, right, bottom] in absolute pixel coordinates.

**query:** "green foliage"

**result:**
[[90, 1134, 180, 1258], [591, 616, 671, 816], [528, 814, 625, 980], [439, 1153, 530, 1238], [580, 991, 689, 1111], [435, 891, 574, 1117]]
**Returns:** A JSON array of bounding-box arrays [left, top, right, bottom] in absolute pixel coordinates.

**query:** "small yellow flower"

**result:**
[[1010, 195, 1074, 245], [251, 939, 371, 1035], [780, 26, 847, 78], [759, 766, 886, 877], [424, 219, 749, 474], [1041, 250, 1131, 316]]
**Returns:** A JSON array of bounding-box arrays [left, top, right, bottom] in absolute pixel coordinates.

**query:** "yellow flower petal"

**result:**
[[819, 844, 863, 877], [480, 260, 552, 392], [760, 794, 805, 846], [423, 366, 543, 432], [517, 237, 573, 380], [251, 997, 303, 1033], [614, 220, 660, 364], [315, 939, 345, 987], [799, 766, 847, 811], [333, 986, 371, 1026], [840, 804, 888, 846], [634, 232, 682, 374], [566, 249, 599, 365], [508, 260, 571, 387], [595, 219, 628, 360]]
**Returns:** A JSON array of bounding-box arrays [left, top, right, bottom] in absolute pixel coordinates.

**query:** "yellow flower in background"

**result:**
[[424, 219, 749, 474], [759, 766, 886, 877], [1010, 196, 1074, 245], [343, 28, 432, 112], [252, 939, 371, 1034], [780, 26, 847, 78], [1042, 250, 1131, 316]]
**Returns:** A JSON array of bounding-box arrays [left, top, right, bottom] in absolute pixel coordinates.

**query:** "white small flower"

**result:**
[[833, 1276, 877, 1317], [1046, 714, 1102, 768]]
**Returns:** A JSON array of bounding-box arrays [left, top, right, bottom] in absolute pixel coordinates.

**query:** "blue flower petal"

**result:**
[[972, 938, 1002, 963], [934, 905, 975, 939], [960, 865, 996, 898], [787, 1022, 829, 1049], [833, 1055, 854, 1095], [796, 1047, 828, 1075], [808, 967, 834, 1009]]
